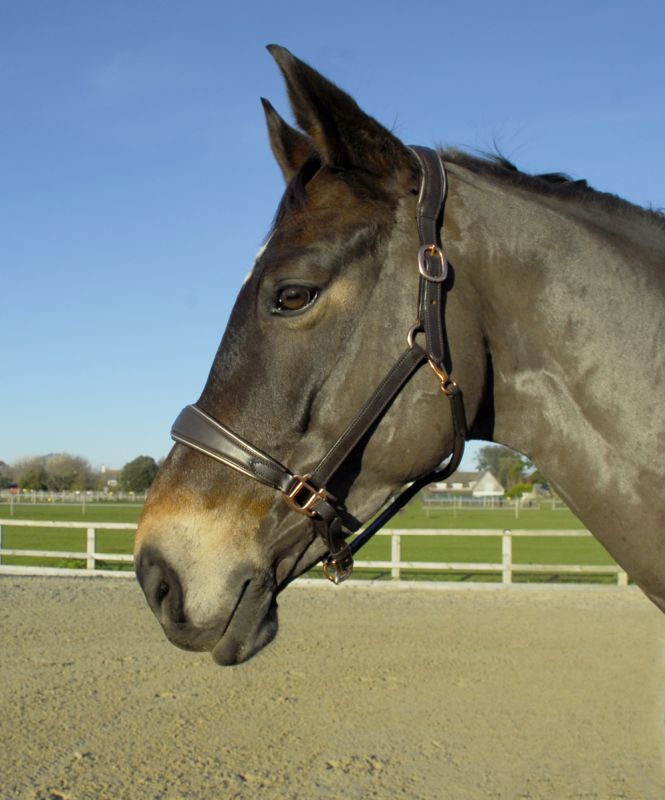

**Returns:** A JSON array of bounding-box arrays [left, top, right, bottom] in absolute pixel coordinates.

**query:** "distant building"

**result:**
[[428, 469, 505, 498]]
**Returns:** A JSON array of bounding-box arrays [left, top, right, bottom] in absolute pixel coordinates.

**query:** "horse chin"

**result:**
[[209, 544, 325, 665], [157, 574, 280, 667], [208, 546, 324, 665], [210, 598, 279, 666]]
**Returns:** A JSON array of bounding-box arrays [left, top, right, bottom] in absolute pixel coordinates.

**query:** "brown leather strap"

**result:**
[[310, 345, 428, 487], [410, 145, 449, 370], [171, 404, 298, 493]]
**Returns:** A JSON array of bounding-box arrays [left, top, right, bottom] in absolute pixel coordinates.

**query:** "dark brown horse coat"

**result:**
[[135, 46, 665, 665]]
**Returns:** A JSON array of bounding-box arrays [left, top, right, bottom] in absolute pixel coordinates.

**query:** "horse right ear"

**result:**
[[266, 44, 412, 178], [261, 97, 316, 183]]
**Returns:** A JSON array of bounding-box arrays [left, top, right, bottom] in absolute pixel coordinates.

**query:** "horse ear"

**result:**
[[261, 97, 316, 182], [266, 44, 410, 173]]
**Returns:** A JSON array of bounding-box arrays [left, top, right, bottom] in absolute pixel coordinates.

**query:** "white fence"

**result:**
[[362, 529, 628, 585], [0, 520, 135, 578], [0, 490, 147, 507], [0, 521, 628, 585]]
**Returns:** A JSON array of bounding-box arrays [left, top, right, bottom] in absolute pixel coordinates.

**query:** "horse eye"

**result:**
[[274, 285, 317, 314]]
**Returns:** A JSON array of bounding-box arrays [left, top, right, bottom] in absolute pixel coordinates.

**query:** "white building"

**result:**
[[429, 469, 504, 498]]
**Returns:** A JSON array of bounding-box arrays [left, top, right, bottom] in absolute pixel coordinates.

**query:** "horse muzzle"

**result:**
[[135, 546, 279, 665]]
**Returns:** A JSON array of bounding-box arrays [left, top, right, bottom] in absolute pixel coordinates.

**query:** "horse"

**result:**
[[134, 45, 665, 666]]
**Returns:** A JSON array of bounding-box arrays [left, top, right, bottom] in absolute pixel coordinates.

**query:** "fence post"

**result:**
[[502, 530, 512, 585], [86, 527, 96, 572], [617, 569, 628, 587], [391, 533, 401, 580]]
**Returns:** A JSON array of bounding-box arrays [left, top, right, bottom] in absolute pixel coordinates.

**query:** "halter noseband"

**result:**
[[171, 146, 467, 583]]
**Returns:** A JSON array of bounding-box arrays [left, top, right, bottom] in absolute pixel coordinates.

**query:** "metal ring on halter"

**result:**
[[418, 244, 447, 283], [322, 549, 354, 584], [406, 322, 423, 348]]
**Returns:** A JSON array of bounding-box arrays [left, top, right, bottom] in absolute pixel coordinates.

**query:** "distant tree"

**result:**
[[475, 444, 533, 490], [11, 454, 94, 492], [13, 456, 48, 491], [45, 453, 94, 491], [121, 456, 159, 492], [20, 470, 47, 490], [0, 460, 12, 489], [526, 467, 549, 487], [505, 482, 533, 500]]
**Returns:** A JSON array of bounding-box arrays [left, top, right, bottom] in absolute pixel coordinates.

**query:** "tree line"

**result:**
[[0, 454, 161, 493], [0, 444, 546, 498]]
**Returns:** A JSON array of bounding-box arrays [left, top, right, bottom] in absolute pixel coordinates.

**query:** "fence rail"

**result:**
[[0, 520, 135, 577], [0, 490, 147, 507], [362, 529, 628, 585], [0, 521, 628, 585]]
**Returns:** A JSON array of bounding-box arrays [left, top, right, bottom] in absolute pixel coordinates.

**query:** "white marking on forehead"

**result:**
[[243, 234, 274, 286]]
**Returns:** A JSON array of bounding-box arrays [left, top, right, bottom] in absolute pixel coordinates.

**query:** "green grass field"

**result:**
[[0, 503, 139, 570], [0, 499, 621, 582]]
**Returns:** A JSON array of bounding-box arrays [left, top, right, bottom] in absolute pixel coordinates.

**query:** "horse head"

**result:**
[[134, 46, 487, 664]]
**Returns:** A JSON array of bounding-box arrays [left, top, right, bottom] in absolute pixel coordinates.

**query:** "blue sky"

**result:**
[[2, 1, 663, 470]]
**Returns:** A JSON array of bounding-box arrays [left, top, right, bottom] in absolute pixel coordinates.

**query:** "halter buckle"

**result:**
[[428, 359, 458, 397], [283, 474, 327, 517], [418, 244, 447, 283], [322, 546, 354, 584]]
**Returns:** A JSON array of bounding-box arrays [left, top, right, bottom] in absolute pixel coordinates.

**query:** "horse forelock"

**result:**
[[270, 154, 399, 237]]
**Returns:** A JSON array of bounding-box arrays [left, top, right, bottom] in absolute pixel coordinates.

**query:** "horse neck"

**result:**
[[443, 163, 665, 521]]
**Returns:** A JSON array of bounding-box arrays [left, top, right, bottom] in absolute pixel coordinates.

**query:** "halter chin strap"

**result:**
[[170, 146, 467, 584]]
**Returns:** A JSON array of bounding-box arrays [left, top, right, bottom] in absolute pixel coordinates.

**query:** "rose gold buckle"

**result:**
[[282, 474, 327, 517], [322, 549, 354, 584], [428, 359, 458, 397], [418, 244, 447, 282]]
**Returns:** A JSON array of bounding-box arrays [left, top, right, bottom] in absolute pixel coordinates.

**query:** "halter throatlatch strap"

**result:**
[[170, 145, 467, 585]]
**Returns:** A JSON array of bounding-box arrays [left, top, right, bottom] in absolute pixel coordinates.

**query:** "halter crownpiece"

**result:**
[[170, 146, 467, 584]]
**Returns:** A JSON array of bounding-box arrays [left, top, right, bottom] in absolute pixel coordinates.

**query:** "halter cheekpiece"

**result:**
[[171, 146, 467, 583]]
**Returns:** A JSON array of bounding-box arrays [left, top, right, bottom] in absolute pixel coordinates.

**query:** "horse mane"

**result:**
[[442, 148, 665, 232], [270, 147, 665, 236]]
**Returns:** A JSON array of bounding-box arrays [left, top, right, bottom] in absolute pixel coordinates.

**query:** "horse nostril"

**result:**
[[135, 547, 186, 626]]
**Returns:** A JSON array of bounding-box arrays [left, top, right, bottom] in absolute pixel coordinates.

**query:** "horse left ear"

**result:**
[[266, 44, 411, 174], [261, 98, 316, 183]]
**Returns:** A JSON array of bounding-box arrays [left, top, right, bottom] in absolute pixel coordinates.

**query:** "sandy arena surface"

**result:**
[[1, 576, 664, 800]]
